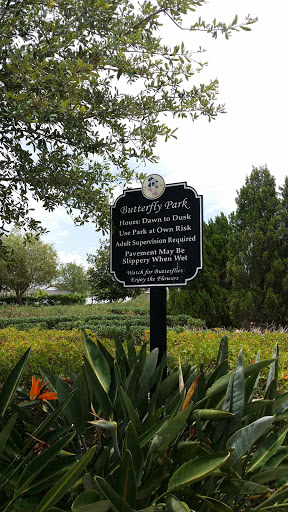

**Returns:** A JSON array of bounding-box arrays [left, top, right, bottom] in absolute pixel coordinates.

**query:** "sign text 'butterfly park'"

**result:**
[[110, 176, 203, 287]]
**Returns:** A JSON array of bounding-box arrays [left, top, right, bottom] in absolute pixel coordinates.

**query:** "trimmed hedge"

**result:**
[[0, 293, 86, 305], [0, 313, 204, 332]]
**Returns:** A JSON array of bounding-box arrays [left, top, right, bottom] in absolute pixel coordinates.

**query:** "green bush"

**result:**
[[0, 293, 86, 306], [1, 330, 288, 511]]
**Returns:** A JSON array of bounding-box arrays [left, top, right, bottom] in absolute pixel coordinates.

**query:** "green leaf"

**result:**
[[168, 453, 230, 491], [120, 387, 141, 432], [112, 329, 129, 374], [24, 460, 76, 496], [74, 501, 110, 512], [228, 348, 244, 432], [84, 360, 113, 420], [15, 432, 75, 497], [216, 335, 228, 367], [27, 391, 75, 452], [219, 479, 269, 495], [190, 409, 233, 421], [0, 414, 17, 455], [196, 495, 233, 512], [95, 476, 133, 512], [139, 417, 170, 448], [265, 343, 279, 397], [0, 347, 31, 417], [82, 329, 110, 393], [157, 404, 193, 452], [125, 324, 137, 368], [37, 445, 97, 512], [227, 416, 274, 465], [136, 467, 169, 500], [125, 422, 144, 487], [116, 450, 136, 508], [172, 441, 200, 464], [205, 359, 275, 399], [248, 425, 288, 473], [72, 491, 101, 510], [251, 466, 288, 484], [136, 348, 159, 404], [166, 494, 190, 512]]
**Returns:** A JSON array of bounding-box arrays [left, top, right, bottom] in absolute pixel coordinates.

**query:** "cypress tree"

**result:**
[[168, 213, 232, 327], [228, 166, 283, 327]]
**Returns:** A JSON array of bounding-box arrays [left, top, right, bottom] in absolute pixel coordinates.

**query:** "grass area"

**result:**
[[1, 326, 288, 390]]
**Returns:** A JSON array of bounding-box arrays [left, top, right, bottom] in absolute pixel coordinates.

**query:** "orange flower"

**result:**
[[30, 377, 58, 402]]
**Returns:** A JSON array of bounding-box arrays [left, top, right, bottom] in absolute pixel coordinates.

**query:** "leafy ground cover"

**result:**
[[1, 327, 288, 388]]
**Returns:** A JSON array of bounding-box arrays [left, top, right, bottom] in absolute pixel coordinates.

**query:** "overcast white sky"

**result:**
[[37, 0, 288, 267]]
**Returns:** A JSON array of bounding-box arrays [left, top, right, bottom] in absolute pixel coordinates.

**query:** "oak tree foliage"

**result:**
[[55, 261, 89, 294], [0, 0, 256, 235], [0, 232, 58, 303]]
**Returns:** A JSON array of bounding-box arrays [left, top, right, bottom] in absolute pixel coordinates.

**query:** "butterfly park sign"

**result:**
[[110, 174, 203, 363]]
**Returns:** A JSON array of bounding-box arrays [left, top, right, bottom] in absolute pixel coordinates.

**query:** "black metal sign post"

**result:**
[[110, 176, 203, 366]]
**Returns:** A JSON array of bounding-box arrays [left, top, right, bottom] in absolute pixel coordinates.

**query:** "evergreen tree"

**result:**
[[168, 213, 232, 327], [87, 240, 142, 302], [228, 166, 284, 327]]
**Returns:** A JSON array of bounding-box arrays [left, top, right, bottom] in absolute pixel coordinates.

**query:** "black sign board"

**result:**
[[110, 182, 203, 287]]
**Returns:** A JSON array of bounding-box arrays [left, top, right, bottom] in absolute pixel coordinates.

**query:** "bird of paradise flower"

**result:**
[[30, 376, 58, 406]]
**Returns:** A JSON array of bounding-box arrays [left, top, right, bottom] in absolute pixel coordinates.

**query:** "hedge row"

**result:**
[[0, 313, 204, 331], [0, 294, 86, 305]]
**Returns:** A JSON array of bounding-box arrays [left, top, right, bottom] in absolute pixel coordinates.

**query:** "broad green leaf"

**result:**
[[157, 404, 193, 452], [136, 467, 169, 500], [228, 348, 244, 432], [84, 360, 113, 419], [97, 339, 115, 370], [261, 445, 288, 470], [196, 495, 233, 512], [74, 501, 110, 512], [37, 445, 97, 512], [248, 425, 288, 472], [251, 466, 288, 484], [265, 344, 279, 397], [139, 417, 170, 448], [216, 335, 228, 367], [26, 392, 75, 452], [0, 414, 17, 455], [72, 491, 100, 510], [168, 453, 230, 491], [125, 324, 137, 367], [15, 432, 75, 497], [190, 409, 233, 420], [82, 329, 111, 393], [112, 329, 129, 374], [227, 416, 274, 465], [125, 422, 144, 487], [120, 387, 141, 432], [0, 347, 31, 417], [95, 476, 133, 512], [23, 460, 76, 496], [244, 400, 273, 417], [116, 450, 136, 507], [148, 352, 168, 417], [273, 391, 288, 414], [166, 494, 190, 512], [157, 370, 180, 406], [219, 479, 269, 495], [136, 348, 159, 404], [205, 359, 275, 399], [172, 441, 200, 464]]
